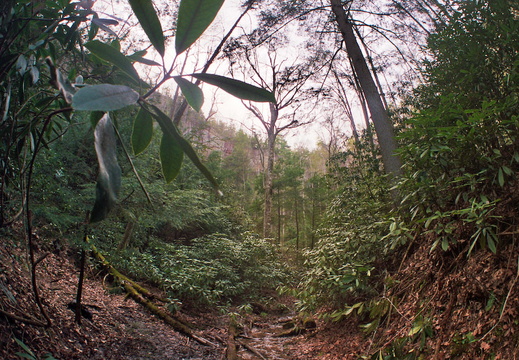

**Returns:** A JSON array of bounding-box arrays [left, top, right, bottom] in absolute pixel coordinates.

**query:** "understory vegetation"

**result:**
[[29, 115, 294, 308], [291, 1, 519, 357]]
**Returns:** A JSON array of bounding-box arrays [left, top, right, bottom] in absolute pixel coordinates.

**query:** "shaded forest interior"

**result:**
[[1, 0, 519, 359]]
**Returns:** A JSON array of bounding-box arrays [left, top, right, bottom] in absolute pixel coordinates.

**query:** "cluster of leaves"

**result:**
[[290, 135, 394, 312], [107, 233, 291, 306], [72, 0, 277, 222], [393, 0, 519, 255], [13, 337, 57, 360], [28, 113, 292, 307], [264, 6, 518, 344], [1, 0, 87, 225], [0, 0, 276, 228], [366, 2, 519, 357]]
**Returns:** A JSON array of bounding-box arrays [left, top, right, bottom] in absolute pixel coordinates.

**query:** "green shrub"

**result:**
[[292, 136, 393, 311], [107, 232, 291, 306]]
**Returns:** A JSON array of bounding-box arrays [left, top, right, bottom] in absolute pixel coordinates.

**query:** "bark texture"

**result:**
[[330, 0, 402, 181]]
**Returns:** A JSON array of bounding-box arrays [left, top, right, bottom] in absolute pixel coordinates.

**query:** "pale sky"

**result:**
[[92, 0, 415, 150]]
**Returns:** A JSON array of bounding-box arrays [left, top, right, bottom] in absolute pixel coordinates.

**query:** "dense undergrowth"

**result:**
[[27, 117, 292, 309], [108, 233, 291, 307], [288, 1, 519, 358]]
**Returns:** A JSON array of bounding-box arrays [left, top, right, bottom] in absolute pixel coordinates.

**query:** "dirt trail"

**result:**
[[1, 242, 365, 359], [237, 316, 300, 360], [228, 310, 365, 360]]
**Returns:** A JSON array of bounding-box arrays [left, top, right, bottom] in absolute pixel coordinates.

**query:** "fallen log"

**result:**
[[89, 241, 167, 303], [88, 240, 214, 347], [122, 281, 215, 346]]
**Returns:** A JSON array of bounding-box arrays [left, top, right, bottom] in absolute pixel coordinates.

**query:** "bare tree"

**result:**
[[331, 67, 360, 146], [227, 37, 329, 238], [330, 0, 402, 184]]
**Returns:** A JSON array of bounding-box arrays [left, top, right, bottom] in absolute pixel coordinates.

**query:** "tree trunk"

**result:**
[[330, 0, 402, 182], [277, 187, 282, 244], [294, 195, 299, 251], [226, 319, 240, 360], [355, 27, 390, 111], [310, 192, 316, 249], [263, 133, 274, 238], [118, 220, 135, 250], [263, 103, 278, 238]]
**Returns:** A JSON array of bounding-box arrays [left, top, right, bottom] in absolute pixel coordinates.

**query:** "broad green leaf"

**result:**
[[14, 338, 35, 357], [30, 66, 39, 84], [46, 56, 76, 103], [498, 167, 504, 187], [502, 165, 513, 175], [57, 70, 75, 103], [485, 294, 496, 311], [92, 18, 118, 37], [90, 114, 122, 223], [88, 13, 100, 40], [72, 84, 139, 111], [132, 107, 154, 155], [467, 237, 478, 257], [94, 18, 119, 26], [85, 40, 140, 83], [487, 237, 496, 253], [191, 73, 276, 103], [145, 104, 219, 188], [130, 50, 147, 57], [408, 323, 422, 337], [128, 0, 165, 56], [173, 76, 203, 112], [16, 55, 27, 75], [15, 353, 34, 360], [160, 132, 184, 183], [175, 0, 224, 55], [111, 39, 122, 52], [1, 83, 10, 122]]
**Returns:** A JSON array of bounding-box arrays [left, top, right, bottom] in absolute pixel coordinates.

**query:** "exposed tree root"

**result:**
[[236, 338, 268, 360], [226, 319, 240, 360]]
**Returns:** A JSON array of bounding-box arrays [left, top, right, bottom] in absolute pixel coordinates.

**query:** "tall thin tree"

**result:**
[[330, 0, 402, 182]]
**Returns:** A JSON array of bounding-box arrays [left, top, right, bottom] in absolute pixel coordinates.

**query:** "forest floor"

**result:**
[[4, 229, 519, 359], [0, 236, 367, 360]]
